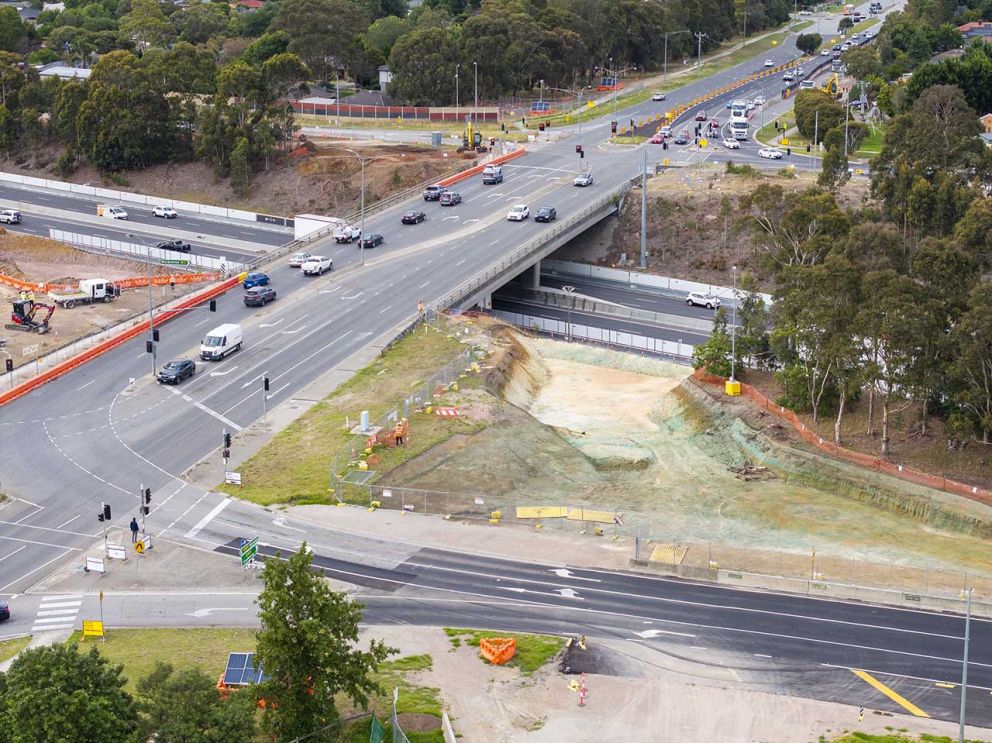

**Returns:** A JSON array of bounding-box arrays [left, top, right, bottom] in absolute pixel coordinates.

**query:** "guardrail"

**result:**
[[50, 229, 244, 273], [431, 181, 630, 313], [528, 290, 714, 333]]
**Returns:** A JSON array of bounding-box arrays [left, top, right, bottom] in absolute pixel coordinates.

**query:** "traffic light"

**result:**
[[146, 340, 153, 354], [223, 448, 231, 459], [575, 144, 582, 153], [142, 487, 151, 515], [538, 122, 545, 131], [97, 509, 104, 523], [263, 377, 270, 392], [663, 141, 668, 150], [4, 358, 11, 373], [152, 328, 160, 342], [209, 299, 217, 312], [611, 121, 617, 134], [169, 280, 175, 291], [224, 432, 232, 449], [103, 503, 111, 521], [806, 143, 811, 153], [144, 488, 151, 505]]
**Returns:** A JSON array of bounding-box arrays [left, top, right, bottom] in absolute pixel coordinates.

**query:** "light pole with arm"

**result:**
[[473, 61, 478, 128], [455, 63, 460, 110], [695, 32, 708, 76], [663, 30, 690, 83], [598, 62, 636, 130], [549, 86, 590, 172], [128, 232, 156, 377], [339, 149, 391, 266]]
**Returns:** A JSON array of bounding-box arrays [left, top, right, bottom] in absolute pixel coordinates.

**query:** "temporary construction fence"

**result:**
[[479, 637, 517, 665], [692, 369, 992, 508], [50, 229, 244, 274], [490, 309, 694, 362]]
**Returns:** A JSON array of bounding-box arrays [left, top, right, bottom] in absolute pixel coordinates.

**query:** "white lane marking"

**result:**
[[55, 515, 80, 529], [42, 422, 129, 495], [36, 608, 81, 616], [319, 285, 342, 294], [442, 216, 459, 222], [754, 653, 773, 658], [464, 219, 480, 224], [485, 192, 504, 198], [342, 290, 364, 300], [420, 281, 430, 288], [209, 365, 239, 377], [259, 319, 283, 328], [634, 629, 696, 639], [185, 498, 231, 539], [165, 489, 210, 532], [691, 646, 709, 650], [456, 259, 466, 266], [551, 568, 601, 582], [240, 373, 265, 389], [266, 383, 290, 398], [195, 317, 211, 327], [167, 387, 243, 431], [30, 623, 74, 631], [378, 305, 392, 314], [76, 380, 95, 391], [281, 325, 307, 335], [0, 548, 75, 592], [0, 546, 25, 564]]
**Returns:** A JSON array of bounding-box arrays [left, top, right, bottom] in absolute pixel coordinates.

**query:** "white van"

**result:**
[[200, 323, 243, 361]]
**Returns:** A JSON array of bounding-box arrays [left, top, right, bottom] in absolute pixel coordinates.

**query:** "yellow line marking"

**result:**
[[851, 669, 930, 717], [935, 682, 956, 689]]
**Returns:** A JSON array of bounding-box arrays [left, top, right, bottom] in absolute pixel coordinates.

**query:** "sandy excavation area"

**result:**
[[0, 231, 194, 370], [384, 327, 992, 589]]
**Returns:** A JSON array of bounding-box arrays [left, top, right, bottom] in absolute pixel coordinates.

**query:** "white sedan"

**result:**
[[506, 204, 530, 221], [153, 205, 177, 219], [722, 138, 741, 149], [763, 59, 774, 67], [759, 147, 784, 159], [652, 92, 666, 101], [753, 95, 766, 105]]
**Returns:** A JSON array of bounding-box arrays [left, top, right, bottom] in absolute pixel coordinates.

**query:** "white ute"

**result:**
[[301, 255, 333, 275], [333, 225, 362, 243], [96, 204, 128, 219]]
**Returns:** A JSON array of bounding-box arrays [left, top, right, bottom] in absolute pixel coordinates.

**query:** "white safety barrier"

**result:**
[[50, 229, 244, 273], [543, 259, 774, 306]]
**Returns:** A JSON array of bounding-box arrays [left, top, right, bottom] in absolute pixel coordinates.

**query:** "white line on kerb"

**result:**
[[185, 498, 230, 540]]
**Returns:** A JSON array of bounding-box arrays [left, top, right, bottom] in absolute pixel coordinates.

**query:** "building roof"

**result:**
[[345, 90, 399, 107], [377, 64, 390, 72], [957, 20, 992, 35], [297, 96, 336, 105], [37, 63, 91, 80], [234, 0, 263, 7], [981, 132, 992, 143], [982, 113, 992, 122]]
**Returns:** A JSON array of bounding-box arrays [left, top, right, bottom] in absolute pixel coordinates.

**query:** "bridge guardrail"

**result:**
[[530, 290, 714, 333]]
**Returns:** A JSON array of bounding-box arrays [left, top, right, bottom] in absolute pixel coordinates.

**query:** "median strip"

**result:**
[[850, 669, 930, 717]]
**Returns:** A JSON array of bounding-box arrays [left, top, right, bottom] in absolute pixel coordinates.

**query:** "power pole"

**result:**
[[959, 587, 973, 743], [695, 32, 707, 75]]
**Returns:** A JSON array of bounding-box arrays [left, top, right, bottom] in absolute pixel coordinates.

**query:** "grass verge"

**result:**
[[443, 628, 564, 675], [850, 16, 881, 33], [0, 636, 31, 665], [65, 627, 257, 693], [827, 733, 989, 742], [856, 125, 883, 155], [220, 325, 481, 506]]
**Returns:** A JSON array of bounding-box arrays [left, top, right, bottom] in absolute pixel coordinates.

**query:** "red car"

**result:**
[[694, 111, 708, 122], [649, 133, 665, 144]]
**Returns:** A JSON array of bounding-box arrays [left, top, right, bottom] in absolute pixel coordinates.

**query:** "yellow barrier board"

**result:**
[[566, 508, 616, 524], [82, 620, 104, 638], [515, 506, 568, 519], [649, 544, 689, 565]]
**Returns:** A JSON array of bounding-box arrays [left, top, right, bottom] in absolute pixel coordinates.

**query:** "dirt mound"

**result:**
[[485, 326, 550, 410]]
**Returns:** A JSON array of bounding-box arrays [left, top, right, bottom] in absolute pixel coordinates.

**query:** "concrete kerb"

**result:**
[[631, 559, 991, 619]]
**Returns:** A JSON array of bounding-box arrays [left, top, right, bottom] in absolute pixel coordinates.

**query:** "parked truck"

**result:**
[[48, 278, 120, 308]]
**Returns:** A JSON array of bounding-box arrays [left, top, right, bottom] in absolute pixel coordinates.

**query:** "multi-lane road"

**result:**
[[4, 1, 983, 730]]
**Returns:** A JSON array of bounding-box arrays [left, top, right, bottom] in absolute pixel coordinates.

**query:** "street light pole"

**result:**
[[473, 61, 478, 129], [335, 73, 340, 125], [695, 32, 707, 75], [640, 146, 648, 269], [959, 587, 973, 743], [539, 79, 544, 103], [455, 63, 459, 110], [730, 265, 738, 382], [128, 232, 156, 377], [562, 285, 575, 340]]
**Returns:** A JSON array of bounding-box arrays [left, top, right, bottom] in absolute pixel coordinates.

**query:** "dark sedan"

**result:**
[[0, 599, 8, 621], [535, 206, 557, 223], [157, 359, 196, 384], [401, 211, 427, 224], [156, 239, 192, 253], [244, 286, 277, 306], [439, 191, 462, 206], [360, 233, 384, 249]]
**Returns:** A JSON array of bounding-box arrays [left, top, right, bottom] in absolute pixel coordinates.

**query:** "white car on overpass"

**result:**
[[506, 205, 530, 221], [759, 147, 784, 159]]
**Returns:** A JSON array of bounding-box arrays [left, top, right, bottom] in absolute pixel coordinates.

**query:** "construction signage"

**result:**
[[82, 620, 104, 640], [240, 537, 258, 567]]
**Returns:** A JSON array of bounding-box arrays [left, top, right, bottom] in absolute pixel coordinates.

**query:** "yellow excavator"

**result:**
[[458, 120, 487, 153], [821, 73, 841, 99]]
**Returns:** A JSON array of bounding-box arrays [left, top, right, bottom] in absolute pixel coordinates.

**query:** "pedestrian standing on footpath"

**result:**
[[130, 517, 140, 543]]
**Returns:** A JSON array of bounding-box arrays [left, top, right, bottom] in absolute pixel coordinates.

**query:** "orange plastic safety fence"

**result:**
[[690, 369, 992, 507], [479, 637, 517, 665]]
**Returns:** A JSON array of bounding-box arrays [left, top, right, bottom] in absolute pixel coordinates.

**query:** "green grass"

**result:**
[[0, 636, 31, 665], [381, 654, 432, 672], [66, 627, 258, 693], [829, 733, 991, 742], [443, 628, 565, 675], [293, 114, 531, 143], [856, 126, 884, 155], [221, 325, 482, 506], [850, 16, 881, 33]]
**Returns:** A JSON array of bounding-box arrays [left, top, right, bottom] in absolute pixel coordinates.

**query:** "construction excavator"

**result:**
[[457, 120, 488, 153], [821, 73, 841, 99], [6, 299, 55, 334]]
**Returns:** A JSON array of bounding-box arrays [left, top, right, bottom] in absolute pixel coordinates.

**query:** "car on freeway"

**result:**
[[759, 147, 784, 159], [660, 124, 672, 137], [535, 206, 557, 223], [0, 209, 21, 224], [423, 184, 446, 201], [754, 95, 766, 105], [401, 210, 426, 224], [694, 110, 708, 122], [156, 239, 191, 252], [798, 8, 811, 13], [439, 191, 462, 206], [97, 204, 128, 219], [783, 71, 795, 82], [0, 599, 9, 620], [156, 358, 196, 384], [649, 132, 665, 144], [722, 138, 740, 149], [243, 271, 270, 289], [673, 130, 690, 145], [288, 251, 311, 267], [832, 44, 841, 50], [301, 255, 333, 274], [763, 59, 774, 67], [652, 92, 666, 101], [153, 205, 177, 219], [359, 233, 384, 249], [821, 48, 831, 55], [506, 204, 530, 221], [796, 66, 805, 76], [686, 291, 721, 309], [244, 286, 277, 306], [573, 172, 594, 187]]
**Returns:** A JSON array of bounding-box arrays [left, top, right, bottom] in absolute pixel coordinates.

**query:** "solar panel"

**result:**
[[223, 652, 267, 686]]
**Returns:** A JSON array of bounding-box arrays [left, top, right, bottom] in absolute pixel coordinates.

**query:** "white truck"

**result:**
[[48, 278, 120, 308], [301, 255, 333, 275], [96, 204, 128, 220], [731, 120, 749, 140], [482, 164, 503, 185], [333, 225, 362, 243]]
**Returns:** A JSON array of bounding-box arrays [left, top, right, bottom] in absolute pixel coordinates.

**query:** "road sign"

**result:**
[[159, 258, 190, 266], [240, 537, 258, 566], [225, 471, 242, 485], [134, 539, 145, 554], [82, 620, 104, 640]]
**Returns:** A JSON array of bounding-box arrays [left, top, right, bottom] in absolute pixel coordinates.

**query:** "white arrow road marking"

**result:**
[[550, 568, 602, 583], [485, 192, 504, 198], [556, 588, 583, 600], [319, 285, 342, 294], [442, 216, 459, 222], [464, 218, 480, 224], [259, 319, 283, 328], [185, 607, 252, 618], [497, 587, 527, 593], [342, 290, 364, 300], [281, 325, 306, 335], [273, 517, 306, 533], [209, 365, 239, 377], [634, 629, 696, 639]]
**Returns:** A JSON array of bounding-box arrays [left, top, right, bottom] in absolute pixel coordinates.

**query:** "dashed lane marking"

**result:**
[[42, 421, 129, 494]]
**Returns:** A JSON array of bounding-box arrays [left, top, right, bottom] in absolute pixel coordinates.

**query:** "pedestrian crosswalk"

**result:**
[[31, 594, 82, 633]]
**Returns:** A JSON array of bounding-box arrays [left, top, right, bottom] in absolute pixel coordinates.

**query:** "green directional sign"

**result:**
[[160, 258, 190, 266], [240, 537, 258, 566]]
